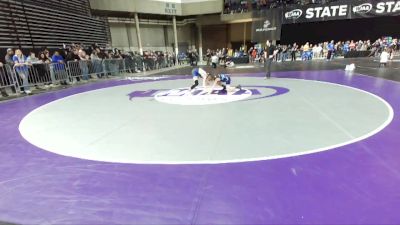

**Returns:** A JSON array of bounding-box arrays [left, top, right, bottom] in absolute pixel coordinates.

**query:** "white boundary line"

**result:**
[[18, 77, 395, 165]]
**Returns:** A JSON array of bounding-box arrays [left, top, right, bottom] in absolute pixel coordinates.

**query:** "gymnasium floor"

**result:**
[[0, 58, 399, 224]]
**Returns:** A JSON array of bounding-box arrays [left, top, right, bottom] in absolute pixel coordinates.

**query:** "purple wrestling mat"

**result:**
[[0, 70, 399, 224]]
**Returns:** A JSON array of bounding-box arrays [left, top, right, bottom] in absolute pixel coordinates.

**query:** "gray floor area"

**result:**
[[19, 77, 391, 164]]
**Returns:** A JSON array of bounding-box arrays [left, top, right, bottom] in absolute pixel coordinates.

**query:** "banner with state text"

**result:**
[[283, 0, 400, 24]]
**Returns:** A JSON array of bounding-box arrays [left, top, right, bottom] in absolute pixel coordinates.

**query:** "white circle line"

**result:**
[[18, 77, 394, 165]]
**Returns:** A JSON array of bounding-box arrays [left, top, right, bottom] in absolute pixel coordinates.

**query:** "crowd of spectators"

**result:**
[[1, 37, 398, 97], [142, 50, 176, 70], [247, 38, 399, 63], [201, 38, 399, 70], [177, 49, 199, 66], [0, 43, 184, 97], [204, 47, 247, 68], [224, 0, 340, 14]]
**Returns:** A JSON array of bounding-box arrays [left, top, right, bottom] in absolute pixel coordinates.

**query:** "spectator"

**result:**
[[13, 49, 31, 94], [379, 48, 389, 67], [178, 52, 186, 65], [205, 49, 211, 66], [0, 62, 9, 97], [96, 48, 107, 59], [211, 53, 219, 68], [302, 42, 310, 61], [52, 50, 68, 85], [52, 51, 65, 65], [27, 51, 46, 89], [228, 48, 233, 57], [349, 41, 356, 51], [38, 52, 51, 63], [251, 48, 257, 63], [312, 44, 319, 59], [2, 48, 18, 94], [5, 48, 14, 66], [66, 48, 80, 62], [327, 40, 335, 60], [27, 52, 40, 64], [343, 41, 350, 55], [281, 45, 288, 61], [91, 49, 103, 78], [44, 50, 52, 61], [78, 49, 89, 80], [291, 43, 298, 61], [361, 41, 368, 51], [66, 48, 81, 82], [387, 39, 397, 60], [37, 52, 53, 87]]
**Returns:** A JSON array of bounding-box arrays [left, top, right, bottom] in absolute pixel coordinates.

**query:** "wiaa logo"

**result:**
[[285, 9, 302, 19], [353, 3, 373, 13]]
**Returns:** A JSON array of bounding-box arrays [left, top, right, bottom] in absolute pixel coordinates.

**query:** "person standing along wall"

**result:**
[[281, 45, 288, 62], [4, 48, 17, 94], [379, 48, 389, 67], [91, 49, 103, 78], [52, 50, 67, 85], [79, 49, 89, 81], [0, 62, 10, 97], [211, 53, 219, 69], [291, 43, 298, 61], [13, 49, 31, 94], [206, 49, 211, 66], [327, 40, 335, 61], [37, 52, 53, 87], [27, 51, 46, 90], [66, 49, 82, 82]]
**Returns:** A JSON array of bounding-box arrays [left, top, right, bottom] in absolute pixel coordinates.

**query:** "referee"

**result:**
[[264, 40, 277, 79]]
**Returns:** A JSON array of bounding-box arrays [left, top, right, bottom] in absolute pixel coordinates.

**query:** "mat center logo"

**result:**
[[127, 85, 290, 105], [155, 88, 252, 105]]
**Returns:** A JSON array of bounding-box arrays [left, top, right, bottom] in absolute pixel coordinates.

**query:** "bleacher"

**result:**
[[0, 0, 110, 53]]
